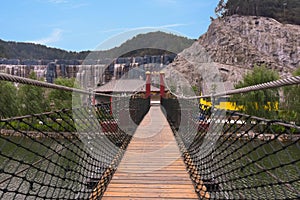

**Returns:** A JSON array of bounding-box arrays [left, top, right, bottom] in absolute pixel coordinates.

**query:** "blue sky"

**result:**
[[1, 0, 219, 52]]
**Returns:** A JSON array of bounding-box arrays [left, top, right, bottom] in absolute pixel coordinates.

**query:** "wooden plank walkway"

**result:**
[[102, 105, 198, 200]]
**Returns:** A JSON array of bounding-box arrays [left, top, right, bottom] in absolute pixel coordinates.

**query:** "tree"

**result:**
[[0, 81, 18, 118], [48, 77, 81, 110], [18, 72, 49, 115], [231, 65, 279, 119], [215, 0, 300, 25], [215, 0, 226, 18], [282, 68, 300, 124]]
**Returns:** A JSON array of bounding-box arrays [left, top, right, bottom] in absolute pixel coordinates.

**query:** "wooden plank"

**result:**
[[99, 105, 199, 200], [100, 198, 196, 200], [100, 196, 198, 200], [106, 183, 196, 189], [105, 188, 196, 193], [105, 179, 196, 185], [119, 160, 183, 163], [103, 191, 198, 198], [115, 170, 188, 173], [111, 176, 193, 181], [114, 173, 190, 177]]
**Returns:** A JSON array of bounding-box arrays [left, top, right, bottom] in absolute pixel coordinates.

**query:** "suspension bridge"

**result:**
[[0, 72, 299, 199]]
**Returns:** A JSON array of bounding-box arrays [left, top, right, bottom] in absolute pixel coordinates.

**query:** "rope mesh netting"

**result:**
[[0, 79, 150, 199], [161, 97, 300, 199], [1, 72, 300, 200]]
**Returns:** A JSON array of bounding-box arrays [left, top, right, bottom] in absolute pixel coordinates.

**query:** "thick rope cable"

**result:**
[[166, 75, 300, 99], [0, 97, 151, 199], [3, 72, 299, 99], [161, 96, 300, 199], [164, 75, 300, 129], [0, 73, 138, 98], [0, 73, 90, 94], [1, 70, 299, 199]]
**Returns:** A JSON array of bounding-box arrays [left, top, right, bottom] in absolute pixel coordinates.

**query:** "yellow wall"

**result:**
[[200, 98, 278, 111], [200, 98, 242, 111]]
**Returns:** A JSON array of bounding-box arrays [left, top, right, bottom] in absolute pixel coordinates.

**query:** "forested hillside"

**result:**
[[86, 31, 194, 59], [0, 39, 89, 60], [0, 32, 194, 60], [215, 0, 300, 25]]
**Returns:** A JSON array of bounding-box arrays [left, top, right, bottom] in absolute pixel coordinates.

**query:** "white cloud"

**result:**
[[32, 28, 63, 45], [158, 23, 190, 28]]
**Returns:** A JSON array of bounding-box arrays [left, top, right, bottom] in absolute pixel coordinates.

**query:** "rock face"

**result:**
[[164, 42, 249, 96], [165, 15, 300, 93], [199, 15, 300, 77]]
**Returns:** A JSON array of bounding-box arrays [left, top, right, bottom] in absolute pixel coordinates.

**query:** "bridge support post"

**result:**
[[160, 71, 165, 98], [145, 71, 151, 98]]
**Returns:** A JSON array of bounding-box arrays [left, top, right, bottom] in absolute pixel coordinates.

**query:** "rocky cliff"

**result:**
[[200, 15, 299, 74], [166, 15, 300, 92]]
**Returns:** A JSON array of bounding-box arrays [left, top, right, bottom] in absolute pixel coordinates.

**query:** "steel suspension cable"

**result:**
[[165, 75, 300, 99]]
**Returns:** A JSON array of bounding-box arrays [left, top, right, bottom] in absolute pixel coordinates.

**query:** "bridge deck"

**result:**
[[102, 105, 198, 199]]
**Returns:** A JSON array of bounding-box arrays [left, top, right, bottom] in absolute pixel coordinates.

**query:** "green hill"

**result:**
[[0, 31, 194, 60], [107, 31, 195, 57], [0, 39, 89, 60]]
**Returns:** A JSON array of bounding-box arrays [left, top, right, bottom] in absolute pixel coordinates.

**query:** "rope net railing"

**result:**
[[0, 76, 150, 199], [161, 81, 300, 199]]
